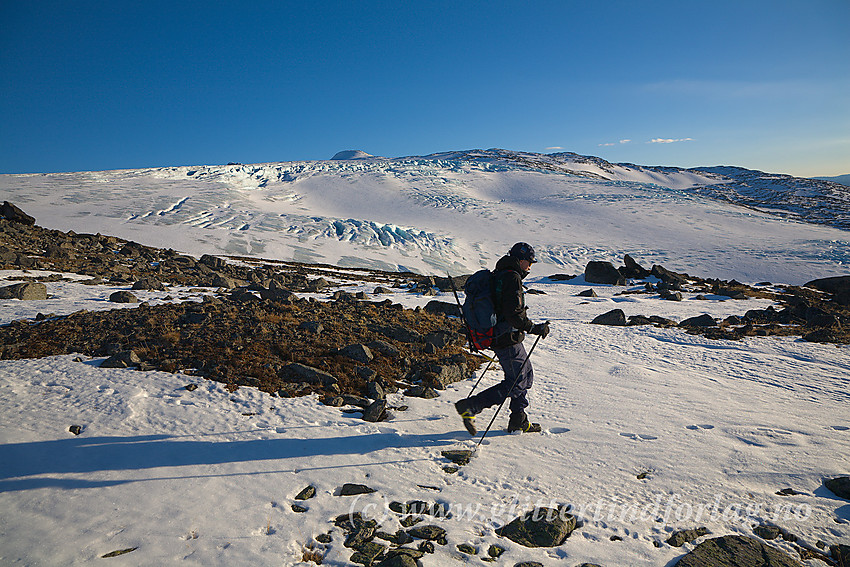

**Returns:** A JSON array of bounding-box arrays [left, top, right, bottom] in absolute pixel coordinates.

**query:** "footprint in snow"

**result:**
[[686, 424, 715, 431], [829, 425, 849, 431]]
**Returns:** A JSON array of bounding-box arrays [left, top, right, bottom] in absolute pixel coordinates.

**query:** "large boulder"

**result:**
[[679, 314, 718, 328], [585, 261, 626, 286], [824, 476, 850, 500], [100, 350, 141, 369], [675, 535, 801, 567], [0, 282, 47, 300], [495, 506, 576, 547], [283, 363, 338, 386], [109, 291, 139, 303], [590, 309, 627, 326], [423, 300, 460, 317], [621, 254, 651, 279], [338, 344, 374, 364], [804, 275, 850, 296], [132, 277, 166, 291]]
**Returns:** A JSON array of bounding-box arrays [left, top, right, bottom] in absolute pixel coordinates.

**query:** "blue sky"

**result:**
[[1, 1, 848, 176]]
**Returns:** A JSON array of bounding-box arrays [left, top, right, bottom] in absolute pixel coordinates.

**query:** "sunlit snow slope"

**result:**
[[1, 149, 847, 283]]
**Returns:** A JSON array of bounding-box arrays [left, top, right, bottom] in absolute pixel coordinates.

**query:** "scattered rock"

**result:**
[[338, 483, 377, 496], [69, 425, 83, 435], [0, 282, 47, 300], [753, 525, 782, 540], [376, 548, 421, 567], [576, 289, 597, 297], [101, 547, 138, 558], [585, 261, 626, 286], [338, 343, 374, 364], [457, 543, 477, 554], [132, 277, 166, 291], [283, 363, 338, 387], [295, 485, 316, 500], [297, 321, 323, 335], [350, 540, 386, 564], [366, 340, 400, 358], [495, 506, 576, 547], [591, 309, 627, 326], [100, 350, 141, 368], [667, 527, 710, 547], [622, 254, 650, 278], [675, 535, 802, 567], [679, 314, 717, 328], [405, 384, 440, 399], [362, 399, 388, 422], [824, 476, 850, 500], [109, 290, 139, 303], [423, 300, 460, 317], [407, 524, 447, 544], [441, 449, 474, 465]]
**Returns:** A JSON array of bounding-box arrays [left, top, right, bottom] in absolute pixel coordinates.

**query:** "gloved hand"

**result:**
[[529, 321, 550, 339]]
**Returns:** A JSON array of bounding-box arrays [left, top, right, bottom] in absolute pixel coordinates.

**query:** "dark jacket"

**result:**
[[492, 255, 533, 349]]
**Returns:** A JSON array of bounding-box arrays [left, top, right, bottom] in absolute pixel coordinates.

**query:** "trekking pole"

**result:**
[[474, 334, 542, 452], [467, 356, 495, 399]]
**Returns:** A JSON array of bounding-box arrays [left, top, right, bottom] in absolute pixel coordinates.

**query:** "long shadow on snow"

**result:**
[[0, 429, 466, 492]]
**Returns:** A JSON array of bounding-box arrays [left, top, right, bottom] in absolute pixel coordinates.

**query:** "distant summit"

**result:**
[[814, 174, 850, 187], [331, 150, 375, 160]]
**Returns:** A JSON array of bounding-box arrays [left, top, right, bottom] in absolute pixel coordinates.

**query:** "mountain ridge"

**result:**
[[1, 148, 847, 283]]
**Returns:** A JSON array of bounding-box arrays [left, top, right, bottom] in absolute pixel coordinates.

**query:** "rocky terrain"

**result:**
[[0, 203, 483, 414], [576, 256, 850, 345]]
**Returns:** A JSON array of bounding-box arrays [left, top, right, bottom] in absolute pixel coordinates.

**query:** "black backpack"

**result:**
[[462, 269, 502, 350]]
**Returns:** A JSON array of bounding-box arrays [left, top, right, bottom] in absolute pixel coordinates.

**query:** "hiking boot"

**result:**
[[510, 421, 542, 433], [455, 399, 477, 436], [507, 411, 542, 433]]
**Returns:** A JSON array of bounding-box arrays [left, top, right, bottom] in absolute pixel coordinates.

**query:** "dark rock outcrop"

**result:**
[[667, 527, 710, 547], [495, 506, 576, 547], [675, 535, 801, 567], [591, 309, 627, 326], [824, 476, 850, 500], [585, 261, 626, 286], [1, 202, 35, 225]]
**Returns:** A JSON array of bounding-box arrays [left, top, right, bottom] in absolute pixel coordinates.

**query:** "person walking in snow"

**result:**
[[455, 242, 550, 434]]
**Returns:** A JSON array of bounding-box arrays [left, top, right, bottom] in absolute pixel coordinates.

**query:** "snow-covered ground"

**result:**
[[1, 151, 848, 565]]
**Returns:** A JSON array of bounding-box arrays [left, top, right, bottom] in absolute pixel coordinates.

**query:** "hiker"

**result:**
[[455, 242, 550, 434]]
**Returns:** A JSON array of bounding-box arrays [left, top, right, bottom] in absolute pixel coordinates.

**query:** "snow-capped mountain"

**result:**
[[1, 149, 847, 284]]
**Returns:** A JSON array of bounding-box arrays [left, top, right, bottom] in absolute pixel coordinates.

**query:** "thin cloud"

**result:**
[[648, 137, 693, 144], [545, 146, 564, 150], [598, 139, 632, 147]]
